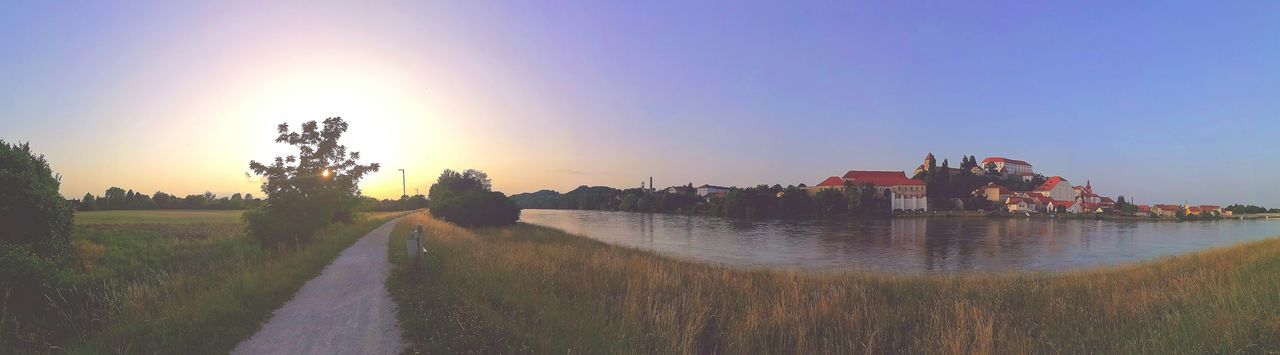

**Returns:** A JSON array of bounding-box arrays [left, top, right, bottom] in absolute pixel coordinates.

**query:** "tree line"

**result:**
[[510, 182, 894, 220], [73, 187, 430, 212], [72, 188, 264, 211]]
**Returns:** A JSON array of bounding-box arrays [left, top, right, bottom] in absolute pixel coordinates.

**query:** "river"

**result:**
[[519, 209, 1280, 273]]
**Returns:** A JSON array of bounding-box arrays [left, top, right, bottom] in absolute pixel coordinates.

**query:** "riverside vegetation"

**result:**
[[6, 209, 402, 353], [388, 210, 1280, 353]]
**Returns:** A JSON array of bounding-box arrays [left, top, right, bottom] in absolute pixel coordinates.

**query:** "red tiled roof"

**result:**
[[1050, 200, 1075, 207], [1199, 205, 1220, 211], [1137, 205, 1151, 212], [840, 171, 925, 186], [982, 157, 1032, 166], [1101, 197, 1115, 203], [1035, 176, 1068, 191], [1154, 204, 1181, 212], [816, 176, 845, 187]]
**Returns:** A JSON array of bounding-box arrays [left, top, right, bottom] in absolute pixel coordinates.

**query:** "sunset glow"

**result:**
[[1, 1, 1278, 205]]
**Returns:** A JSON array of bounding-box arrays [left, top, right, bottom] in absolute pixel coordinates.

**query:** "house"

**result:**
[[981, 157, 1033, 175], [704, 191, 727, 200], [1005, 196, 1037, 213], [973, 182, 1013, 202], [1135, 205, 1152, 217], [806, 171, 928, 211], [1006, 192, 1052, 213], [1034, 176, 1074, 201], [1051, 199, 1083, 213], [1199, 205, 1222, 216], [1153, 204, 1182, 218], [696, 184, 730, 197], [1073, 181, 1103, 204], [1186, 205, 1202, 216], [664, 185, 695, 195]]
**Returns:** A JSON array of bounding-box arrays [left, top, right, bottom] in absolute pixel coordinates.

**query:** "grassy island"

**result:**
[[388, 211, 1280, 353]]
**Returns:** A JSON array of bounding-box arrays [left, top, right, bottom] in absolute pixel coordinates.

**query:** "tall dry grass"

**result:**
[[389, 211, 1280, 354]]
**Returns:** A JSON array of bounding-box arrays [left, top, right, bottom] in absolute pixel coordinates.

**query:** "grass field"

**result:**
[[9, 209, 404, 353], [388, 210, 1280, 353]]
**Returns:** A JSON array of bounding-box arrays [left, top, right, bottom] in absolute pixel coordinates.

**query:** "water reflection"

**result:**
[[520, 209, 1280, 273]]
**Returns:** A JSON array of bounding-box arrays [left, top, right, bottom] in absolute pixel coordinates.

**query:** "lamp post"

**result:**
[[398, 169, 406, 198]]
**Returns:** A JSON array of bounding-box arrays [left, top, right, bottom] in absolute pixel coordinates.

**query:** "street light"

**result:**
[[398, 169, 406, 198]]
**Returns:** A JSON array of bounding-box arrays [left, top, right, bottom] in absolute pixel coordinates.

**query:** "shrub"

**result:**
[[430, 189, 520, 227], [0, 141, 74, 264], [427, 169, 520, 227]]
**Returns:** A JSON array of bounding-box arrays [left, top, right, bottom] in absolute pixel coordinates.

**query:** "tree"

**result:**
[[0, 141, 74, 264], [813, 188, 846, 218], [104, 187, 126, 210], [427, 168, 519, 227], [0, 141, 77, 342], [80, 193, 97, 211], [245, 117, 380, 249]]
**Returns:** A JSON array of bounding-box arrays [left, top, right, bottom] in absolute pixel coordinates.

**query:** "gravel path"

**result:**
[[232, 217, 406, 355]]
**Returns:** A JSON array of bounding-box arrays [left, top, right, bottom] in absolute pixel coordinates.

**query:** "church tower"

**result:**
[[923, 152, 936, 172]]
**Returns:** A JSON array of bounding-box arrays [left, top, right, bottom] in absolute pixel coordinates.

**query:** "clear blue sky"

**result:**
[[1, 1, 1277, 206]]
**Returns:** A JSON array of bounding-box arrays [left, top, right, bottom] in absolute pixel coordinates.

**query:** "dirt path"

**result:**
[[232, 217, 405, 354]]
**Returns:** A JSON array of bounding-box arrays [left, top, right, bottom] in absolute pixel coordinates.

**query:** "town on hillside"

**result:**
[[804, 153, 1228, 218], [512, 153, 1242, 219]]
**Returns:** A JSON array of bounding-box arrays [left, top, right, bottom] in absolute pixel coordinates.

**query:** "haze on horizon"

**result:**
[[1, 1, 1277, 206]]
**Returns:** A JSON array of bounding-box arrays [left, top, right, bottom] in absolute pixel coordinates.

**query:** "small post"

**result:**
[[406, 225, 423, 257]]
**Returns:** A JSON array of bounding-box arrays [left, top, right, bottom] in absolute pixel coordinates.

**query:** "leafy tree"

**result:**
[[245, 117, 380, 249], [777, 186, 813, 219], [813, 188, 846, 218], [80, 193, 96, 211], [619, 194, 638, 211], [0, 140, 74, 264], [103, 187, 126, 210], [842, 181, 862, 214], [427, 168, 519, 227], [0, 141, 78, 346]]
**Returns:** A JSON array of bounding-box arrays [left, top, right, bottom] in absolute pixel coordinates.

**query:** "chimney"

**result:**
[[649, 177, 654, 191]]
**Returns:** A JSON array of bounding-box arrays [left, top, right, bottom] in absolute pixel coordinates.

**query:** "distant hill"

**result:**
[[509, 186, 624, 210], [509, 189, 563, 209]]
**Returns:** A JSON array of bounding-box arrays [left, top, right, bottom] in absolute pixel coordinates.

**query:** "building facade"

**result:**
[[981, 157, 1033, 175], [696, 185, 729, 197], [806, 171, 928, 211], [1034, 176, 1074, 201]]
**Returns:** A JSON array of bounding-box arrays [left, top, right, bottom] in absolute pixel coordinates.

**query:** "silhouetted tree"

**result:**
[[245, 117, 380, 249]]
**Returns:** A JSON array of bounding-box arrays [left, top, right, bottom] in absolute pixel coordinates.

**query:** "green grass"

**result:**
[[388, 210, 1280, 354], [29, 209, 406, 354], [74, 210, 245, 225]]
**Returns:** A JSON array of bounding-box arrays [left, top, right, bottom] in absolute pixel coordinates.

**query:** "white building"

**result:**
[[696, 184, 730, 197], [982, 157, 1034, 175]]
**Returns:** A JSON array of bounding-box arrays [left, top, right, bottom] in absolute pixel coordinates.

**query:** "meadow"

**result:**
[[10, 209, 401, 353], [388, 210, 1280, 354]]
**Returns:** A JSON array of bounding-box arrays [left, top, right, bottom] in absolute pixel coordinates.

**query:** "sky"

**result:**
[[1, 1, 1278, 206]]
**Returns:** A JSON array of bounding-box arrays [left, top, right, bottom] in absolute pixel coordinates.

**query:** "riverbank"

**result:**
[[387, 211, 1280, 353]]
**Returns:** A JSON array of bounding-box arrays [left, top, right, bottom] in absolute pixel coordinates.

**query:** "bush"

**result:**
[[427, 169, 520, 227], [430, 190, 520, 227], [0, 141, 74, 264], [0, 141, 87, 350]]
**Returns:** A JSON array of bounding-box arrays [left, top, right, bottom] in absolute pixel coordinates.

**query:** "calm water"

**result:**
[[520, 209, 1280, 273]]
